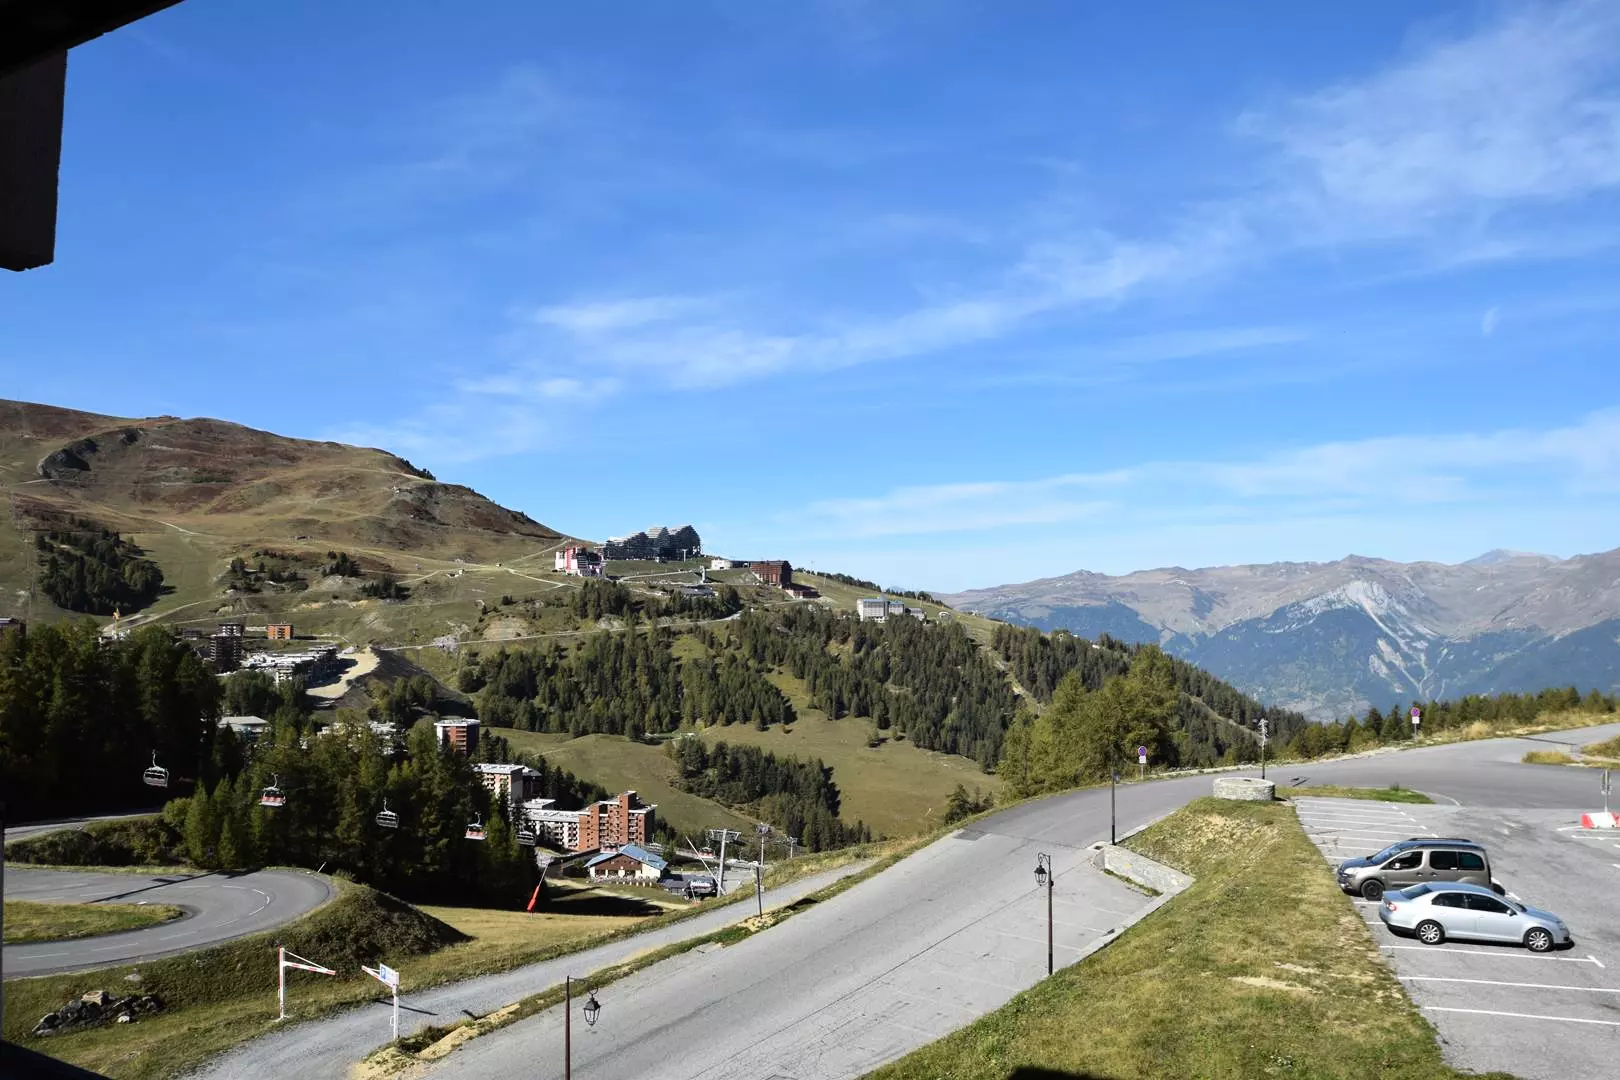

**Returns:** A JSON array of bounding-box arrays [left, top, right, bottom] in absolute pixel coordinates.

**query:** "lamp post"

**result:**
[[564, 976, 601, 1080], [1034, 853, 1054, 976], [1109, 746, 1117, 845]]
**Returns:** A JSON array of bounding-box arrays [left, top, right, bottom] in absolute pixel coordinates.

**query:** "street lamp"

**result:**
[[1034, 852, 1054, 976], [564, 976, 602, 1080]]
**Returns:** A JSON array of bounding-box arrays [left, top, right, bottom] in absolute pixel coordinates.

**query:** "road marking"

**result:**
[[1309, 833, 1426, 843], [1424, 1006, 1620, 1028], [1382, 945, 1602, 965], [1401, 976, 1620, 993], [1297, 815, 1416, 826]]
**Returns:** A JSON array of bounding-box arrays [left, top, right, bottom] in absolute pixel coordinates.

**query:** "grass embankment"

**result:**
[[869, 797, 1508, 1080], [3, 901, 184, 944], [1277, 784, 1433, 804], [1522, 749, 1577, 765], [1581, 734, 1620, 761], [4, 882, 467, 1080]]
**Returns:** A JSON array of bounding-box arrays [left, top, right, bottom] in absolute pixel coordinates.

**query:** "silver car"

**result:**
[[1377, 882, 1572, 952]]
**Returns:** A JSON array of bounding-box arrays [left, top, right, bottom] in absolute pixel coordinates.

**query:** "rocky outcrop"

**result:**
[[32, 990, 164, 1036]]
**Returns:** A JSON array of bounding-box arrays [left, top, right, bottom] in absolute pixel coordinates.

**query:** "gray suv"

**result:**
[[1337, 838, 1492, 901]]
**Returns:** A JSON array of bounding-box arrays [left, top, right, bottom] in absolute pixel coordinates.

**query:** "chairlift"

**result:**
[[464, 812, 486, 842], [142, 751, 170, 789], [260, 774, 287, 808], [375, 799, 399, 830], [515, 825, 537, 847]]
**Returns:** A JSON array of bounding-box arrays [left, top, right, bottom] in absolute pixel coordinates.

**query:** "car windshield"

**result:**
[[1369, 843, 1405, 862], [1399, 884, 1433, 897]]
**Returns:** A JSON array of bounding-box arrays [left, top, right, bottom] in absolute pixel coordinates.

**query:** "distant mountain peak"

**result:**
[[1465, 549, 1557, 566], [941, 545, 1620, 720]]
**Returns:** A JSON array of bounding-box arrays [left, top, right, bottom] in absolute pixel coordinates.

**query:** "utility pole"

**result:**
[[565, 975, 572, 1080], [756, 822, 770, 868], [754, 863, 764, 918], [707, 828, 740, 894], [1259, 717, 1269, 780]]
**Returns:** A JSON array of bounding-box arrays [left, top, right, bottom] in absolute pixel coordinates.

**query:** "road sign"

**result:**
[[363, 964, 401, 1039], [1137, 745, 1148, 765], [1410, 706, 1421, 725]]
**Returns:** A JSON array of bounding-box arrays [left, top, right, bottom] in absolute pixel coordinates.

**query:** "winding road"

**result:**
[[189, 720, 1620, 1080], [2, 868, 334, 978]]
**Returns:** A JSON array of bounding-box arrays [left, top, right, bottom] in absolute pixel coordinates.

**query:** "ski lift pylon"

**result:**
[[464, 812, 485, 842], [375, 799, 398, 829], [142, 751, 170, 789], [260, 774, 287, 809]]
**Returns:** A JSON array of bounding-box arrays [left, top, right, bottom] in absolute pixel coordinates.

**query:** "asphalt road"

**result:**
[[409, 723, 1620, 1080], [149, 720, 1620, 1080], [3, 810, 162, 846], [2, 868, 334, 978]]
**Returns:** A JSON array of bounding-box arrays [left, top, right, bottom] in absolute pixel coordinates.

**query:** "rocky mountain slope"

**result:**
[[943, 550, 1620, 721], [0, 398, 564, 632]]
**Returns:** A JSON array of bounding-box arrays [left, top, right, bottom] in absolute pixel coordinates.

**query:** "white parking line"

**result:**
[[1401, 976, 1620, 994], [1424, 1007, 1620, 1028], [1309, 834, 1424, 843], [1297, 816, 1416, 826], [1382, 945, 1603, 965]]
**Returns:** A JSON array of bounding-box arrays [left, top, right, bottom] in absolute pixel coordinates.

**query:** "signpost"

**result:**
[[276, 947, 336, 1022], [1411, 706, 1422, 740], [362, 961, 401, 1040], [1258, 718, 1269, 780], [1137, 744, 1147, 781]]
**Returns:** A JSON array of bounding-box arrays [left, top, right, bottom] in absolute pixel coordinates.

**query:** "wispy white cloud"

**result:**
[[530, 296, 713, 336], [784, 407, 1620, 541], [1242, 0, 1620, 238], [1481, 306, 1500, 336]]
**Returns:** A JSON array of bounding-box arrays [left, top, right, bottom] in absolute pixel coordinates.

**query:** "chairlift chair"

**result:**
[[142, 751, 170, 789], [515, 825, 537, 847], [464, 812, 486, 842], [375, 800, 399, 829], [260, 774, 287, 808]]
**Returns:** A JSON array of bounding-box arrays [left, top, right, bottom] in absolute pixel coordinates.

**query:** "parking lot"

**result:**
[[1295, 796, 1620, 1080]]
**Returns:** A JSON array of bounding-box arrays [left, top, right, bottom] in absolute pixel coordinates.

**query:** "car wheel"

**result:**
[[1525, 928, 1554, 953], [1361, 880, 1385, 902], [1416, 920, 1445, 945]]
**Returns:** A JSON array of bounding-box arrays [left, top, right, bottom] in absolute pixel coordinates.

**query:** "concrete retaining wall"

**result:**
[[1213, 777, 1276, 802], [1093, 844, 1193, 897]]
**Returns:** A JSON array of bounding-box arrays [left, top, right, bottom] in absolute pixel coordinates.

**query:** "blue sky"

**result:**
[[4, 0, 1620, 592]]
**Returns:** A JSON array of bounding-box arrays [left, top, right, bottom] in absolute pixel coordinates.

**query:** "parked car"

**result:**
[[1378, 882, 1571, 952], [1336, 838, 1492, 901], [684, 875, 718, 899]]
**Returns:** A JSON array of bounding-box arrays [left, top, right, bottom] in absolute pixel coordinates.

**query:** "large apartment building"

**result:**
[[603, 525, 701, 562], [519, 790, 657, 853], [474, 763, 545, 817]]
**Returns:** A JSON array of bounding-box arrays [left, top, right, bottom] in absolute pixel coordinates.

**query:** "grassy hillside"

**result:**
[[0, 398, 572, 640], [689, 671, 1000, 838]]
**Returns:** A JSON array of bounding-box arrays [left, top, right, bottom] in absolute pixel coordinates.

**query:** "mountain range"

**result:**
[[942, 551, 1620, 721]]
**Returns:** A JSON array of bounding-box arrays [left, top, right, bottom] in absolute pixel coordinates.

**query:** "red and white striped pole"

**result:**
[[278, 946, 337, 1021]]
